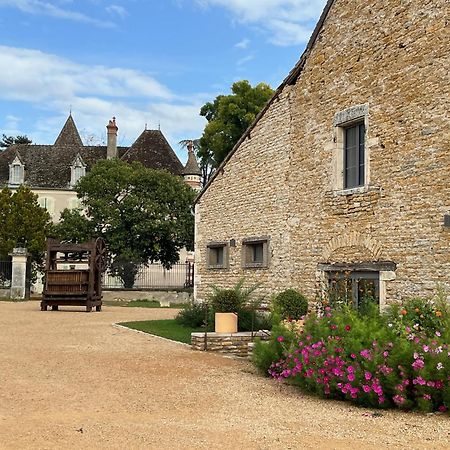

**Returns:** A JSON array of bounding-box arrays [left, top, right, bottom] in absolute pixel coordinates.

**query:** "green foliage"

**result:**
[[54, 159, 195, 287], [0, 134, 32, 149], [0, 186, 52, 270], [256, 299, 450, 414], [252, 314, 296, 375], [210, 289, 243, 313], [199, 80, 274, 168], [208, 279, 260, 312], [273, 288, 308, 320], [175, 302, 208, 328], [385, 297, 448, 338]]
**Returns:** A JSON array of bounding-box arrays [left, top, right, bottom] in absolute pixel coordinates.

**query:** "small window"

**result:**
[[207, 242, 228, 269], [344, 122, 365, 189], [38, 197, 55, 215], [242, 237, 269, 268], [8, 157, 24, 186], [70, 154, 86, 187]]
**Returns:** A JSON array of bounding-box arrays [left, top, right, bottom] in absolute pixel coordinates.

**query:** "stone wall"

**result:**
[[195, 0, 450, 305], [191, 331, 270, 357]]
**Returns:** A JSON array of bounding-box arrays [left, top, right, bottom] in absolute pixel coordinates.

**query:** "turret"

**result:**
[[182, 140, 202, 191]]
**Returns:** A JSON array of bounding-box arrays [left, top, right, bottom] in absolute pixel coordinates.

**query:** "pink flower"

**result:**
[[348, 373, 355, 382], [393, 395, 405, 405], [350, 353, 357, 359], [360, 349, 371, 359], [423, 394, 431, 400], [438, 405, 448, 413], [330, 324, 337, 330], [383, 351, 389, 358], [347, 366, 355, 373], [364, 371, 372, 381], [277, 336, 284, 343], [435, 331, 441, 337], [412, 359, 424, 370], [345, 325, 351, 332], [362, 384, 371, 393]]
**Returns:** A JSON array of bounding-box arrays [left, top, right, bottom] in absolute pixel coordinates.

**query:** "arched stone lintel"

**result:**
[[323, 231, 382, 261]]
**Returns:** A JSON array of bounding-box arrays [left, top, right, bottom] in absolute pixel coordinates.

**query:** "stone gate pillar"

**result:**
[[9, 247, 29, 300]]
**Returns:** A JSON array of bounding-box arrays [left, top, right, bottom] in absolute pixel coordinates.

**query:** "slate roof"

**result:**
[[121, 129, 184, 176], [0, 117, 184, 189], [182, 150, 201, 176]]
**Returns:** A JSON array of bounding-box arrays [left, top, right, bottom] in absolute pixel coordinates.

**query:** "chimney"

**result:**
[[106, 117, 118, 159]]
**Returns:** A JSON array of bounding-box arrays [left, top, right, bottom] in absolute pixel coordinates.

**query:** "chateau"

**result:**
[[0, 115, 201, 221], [194, 0, 449, 307]]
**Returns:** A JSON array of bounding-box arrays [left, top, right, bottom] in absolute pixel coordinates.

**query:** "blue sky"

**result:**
[[0, 0, 326, 162]]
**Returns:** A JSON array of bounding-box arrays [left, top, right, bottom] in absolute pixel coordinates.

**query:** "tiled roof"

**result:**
[[0, 118, 184, 189], [182, 150, 201, 176], [54, 115, 84, 147], [121, 130, 184, 176]]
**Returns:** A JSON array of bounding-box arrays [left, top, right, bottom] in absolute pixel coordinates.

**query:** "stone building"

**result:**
[[0, 115, 201, 221], [194, 0, 449, 308]]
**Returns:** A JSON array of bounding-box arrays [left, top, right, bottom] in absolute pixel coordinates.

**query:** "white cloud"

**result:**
[[0, 45, 206, 151], [0, 46, 173, 102], [106, 4, 127, 18], [236, 54, 254, 66], [0, 0, 114, 27], [235, 38, 250, 49], [196, 0, 327, 46]]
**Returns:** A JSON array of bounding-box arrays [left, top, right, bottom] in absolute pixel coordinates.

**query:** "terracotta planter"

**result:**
[[215, 312, 238, 333]]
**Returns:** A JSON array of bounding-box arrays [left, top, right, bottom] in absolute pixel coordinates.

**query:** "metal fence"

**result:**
[[102, 262, 194, 290], [0, 260, 12, 288]]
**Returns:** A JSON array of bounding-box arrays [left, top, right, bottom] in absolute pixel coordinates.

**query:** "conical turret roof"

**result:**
[[54, 114, 83, 147], [182, 142, 201, 176]]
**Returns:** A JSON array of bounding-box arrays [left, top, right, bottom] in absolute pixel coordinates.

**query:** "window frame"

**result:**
[[327, 270, 380, 310], [344, 122, 365, 189], [331, 104, 369, 194], [241, 236, 270, 269], [8, 157, 24, 186], [206, 241, 229, 270]]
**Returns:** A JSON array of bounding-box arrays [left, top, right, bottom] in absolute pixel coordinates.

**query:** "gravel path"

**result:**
[[0, 302, 449, 449]]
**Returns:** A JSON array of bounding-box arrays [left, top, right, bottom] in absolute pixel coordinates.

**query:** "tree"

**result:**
[[55, 159, 195, 288], [0, 134, 32, 149], [0, 186, 53, 269], [199, 80, 274, 168]]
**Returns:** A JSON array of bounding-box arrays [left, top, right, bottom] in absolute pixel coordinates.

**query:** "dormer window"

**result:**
[[8, 156, 24, 186], [70, 154, 86, 187]]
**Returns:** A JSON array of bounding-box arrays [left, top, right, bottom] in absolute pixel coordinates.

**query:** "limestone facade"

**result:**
[[194, 0, 450, 306]]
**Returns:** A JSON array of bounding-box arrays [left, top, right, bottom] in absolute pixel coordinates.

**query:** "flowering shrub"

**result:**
[[256, 301, 450, 414]]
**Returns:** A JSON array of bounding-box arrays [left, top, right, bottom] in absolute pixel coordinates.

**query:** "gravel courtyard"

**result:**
[[0, 302, 449, 449]]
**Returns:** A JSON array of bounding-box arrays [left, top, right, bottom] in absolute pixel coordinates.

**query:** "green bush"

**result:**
[[210, 289, 243, 313], [252, 317, 297, 375], [208, 278, 260, 313], [175, 302, 208, 328], [273, 288, 308, 320]]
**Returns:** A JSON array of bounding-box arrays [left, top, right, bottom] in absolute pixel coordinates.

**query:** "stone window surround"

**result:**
[[316, 261, 397, 310], [206, 241, 229, 270], [241, 236, 270, 269], [331, 104, 374, 195]]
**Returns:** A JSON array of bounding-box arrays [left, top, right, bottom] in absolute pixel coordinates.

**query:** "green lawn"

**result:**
[[103, 299, 188, 308], [119, 319, 204, 344]]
